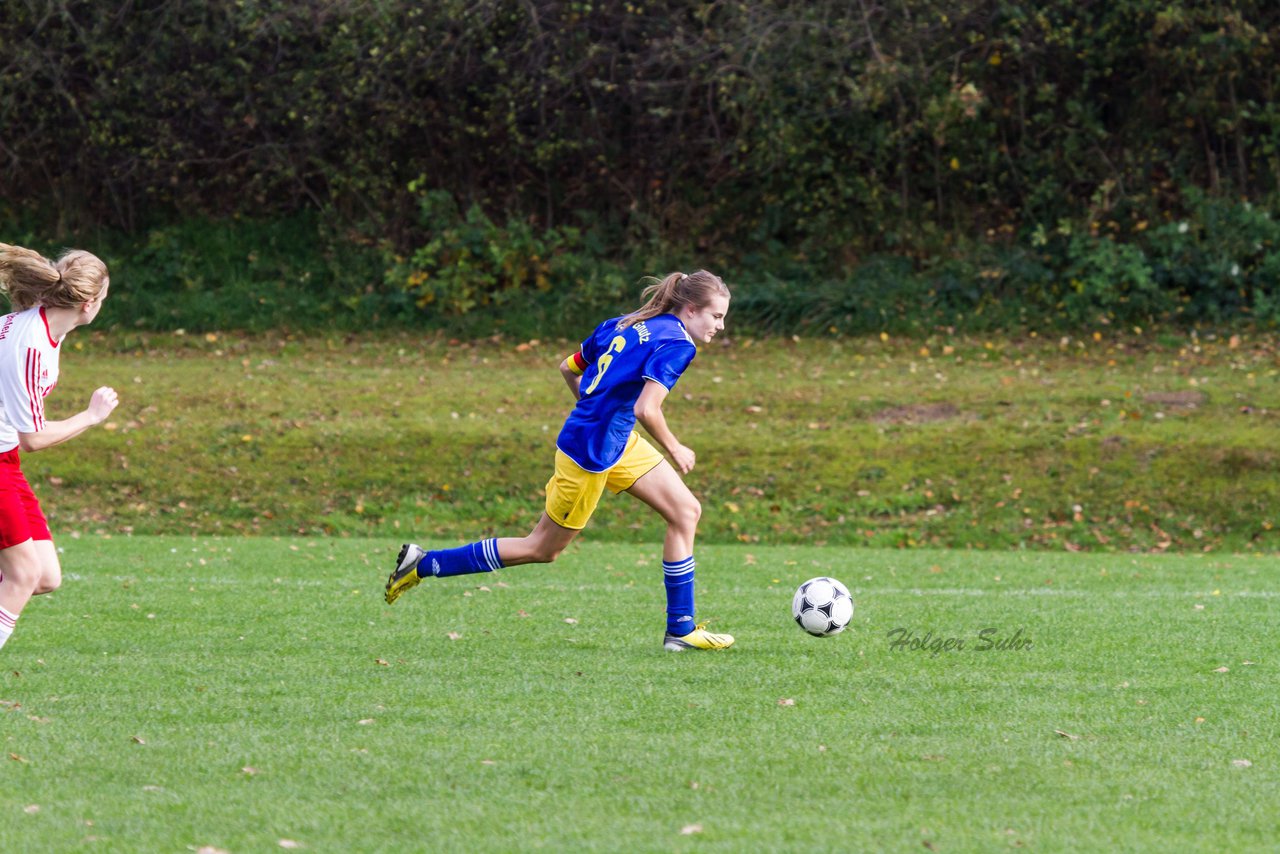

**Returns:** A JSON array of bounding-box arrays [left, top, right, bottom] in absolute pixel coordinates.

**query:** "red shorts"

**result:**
[[0, 448, 51, 549]]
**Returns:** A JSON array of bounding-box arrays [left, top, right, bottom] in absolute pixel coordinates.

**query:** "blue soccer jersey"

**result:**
[[557, 314, 696, 471]]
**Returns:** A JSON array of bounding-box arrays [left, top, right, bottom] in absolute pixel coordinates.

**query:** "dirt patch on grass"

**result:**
[[871, 402, 962, 425], [1143, 391, 1206, 408]]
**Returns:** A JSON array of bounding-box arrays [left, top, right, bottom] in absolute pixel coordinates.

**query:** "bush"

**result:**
[[384, 187, 639, 336], [1144, 190, 1280, 323], [99, 215, 391, 332], [1058, 233, 1166, 326], [386, 189, 622, 314]]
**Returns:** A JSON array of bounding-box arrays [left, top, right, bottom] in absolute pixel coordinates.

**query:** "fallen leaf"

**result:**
[[516, 610, 530, 617], [1054, 730, 1080, 741], [131, 735, 146, 745], [374, 658, 389, 666], [9, 753, 28, 762], [778, 698, 796, 707], [1214, 666, 1230, 673], [680, 824, 703, 835]]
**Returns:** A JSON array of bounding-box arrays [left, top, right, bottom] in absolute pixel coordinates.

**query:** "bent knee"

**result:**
[[33, 573, 62, 596], [0, 561, 44, 594], [528, 545, 565, 564], [672, 497, 701, 530]]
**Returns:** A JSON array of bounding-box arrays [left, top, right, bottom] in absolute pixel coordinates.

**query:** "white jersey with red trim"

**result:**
[[0, 307, 62, 453]]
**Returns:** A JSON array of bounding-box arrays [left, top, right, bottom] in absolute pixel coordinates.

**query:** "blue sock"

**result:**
[[417, 539, 504, 578], [663, 556, 696, 636]]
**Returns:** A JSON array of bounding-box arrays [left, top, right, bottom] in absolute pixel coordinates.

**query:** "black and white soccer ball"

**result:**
[[792, 576, 854, 637]]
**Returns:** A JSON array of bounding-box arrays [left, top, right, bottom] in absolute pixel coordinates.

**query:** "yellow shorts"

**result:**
[[544, 432, 665, 530]]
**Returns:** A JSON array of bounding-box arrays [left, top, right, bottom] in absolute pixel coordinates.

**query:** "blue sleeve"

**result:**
[[579, 328, 598, 363], [643, 341, 696, 390], [579, 317, 616, 363]]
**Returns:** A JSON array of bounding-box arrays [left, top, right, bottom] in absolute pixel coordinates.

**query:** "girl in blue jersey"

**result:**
[[386, 270, 734, 651]]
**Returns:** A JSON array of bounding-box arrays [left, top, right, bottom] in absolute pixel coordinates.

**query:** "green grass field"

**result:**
[[36, 329, 1280, 552], [3, 537, 1276, 851]]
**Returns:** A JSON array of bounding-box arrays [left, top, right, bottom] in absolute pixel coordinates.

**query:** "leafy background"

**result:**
[[3, 1, 1280, 335]]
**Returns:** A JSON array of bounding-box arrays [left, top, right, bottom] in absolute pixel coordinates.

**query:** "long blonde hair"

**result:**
[[617, 269, 729, 330], [0, 244, 110, 311]]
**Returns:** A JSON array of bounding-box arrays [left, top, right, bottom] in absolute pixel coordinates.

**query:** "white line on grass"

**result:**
[[864, 587, 1280, 598]]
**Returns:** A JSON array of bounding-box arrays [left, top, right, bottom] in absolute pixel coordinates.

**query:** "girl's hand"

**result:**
[[671, 443, 696, 474], [88, 386, 119, 423]]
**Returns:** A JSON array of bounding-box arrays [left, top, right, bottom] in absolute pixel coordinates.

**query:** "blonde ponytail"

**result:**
[[0, 244, 109, 311], [617, 269, 729, 330]]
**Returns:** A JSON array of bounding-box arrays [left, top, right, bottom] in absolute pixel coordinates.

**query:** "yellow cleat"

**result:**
[[385, 543, 426, 604], [663, 624, 735, 651]]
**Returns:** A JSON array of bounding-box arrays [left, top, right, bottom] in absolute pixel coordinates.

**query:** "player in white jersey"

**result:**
[[0, 244, 118, 652]]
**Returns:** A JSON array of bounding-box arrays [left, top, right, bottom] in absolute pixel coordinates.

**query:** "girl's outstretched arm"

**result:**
[[17, 387, 118, 452], [634, 380, 695, 474]]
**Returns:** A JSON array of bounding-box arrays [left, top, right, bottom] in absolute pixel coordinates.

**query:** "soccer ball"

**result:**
[[792, 576, 854, 637]]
